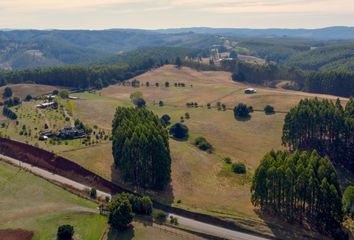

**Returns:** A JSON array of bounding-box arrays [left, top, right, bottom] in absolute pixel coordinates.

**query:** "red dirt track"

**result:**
[[0, 229, 34, 240]]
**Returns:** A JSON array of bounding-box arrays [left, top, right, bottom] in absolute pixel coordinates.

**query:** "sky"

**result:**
[[0, 0, 354, 29]]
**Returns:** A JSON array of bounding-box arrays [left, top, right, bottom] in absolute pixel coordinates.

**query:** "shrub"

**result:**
[[57, 225, 74, 240], [90, 188, 97, 199], [169, 123, 188, 140], [224, 157, 232, 164], [153, 210, 167, 223], [232, 162, 246, 174], [194, 137, 212, 152], [25, 95, 32, 101], [264, 105, 275, 114], [170, 216, 179, 225]]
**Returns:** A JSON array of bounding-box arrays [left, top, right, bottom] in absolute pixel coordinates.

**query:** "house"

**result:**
[[244, 88, 257, 94], [39, 135, 48, 141], [58, 126, 86, 139], [39, 131, 54, 137]]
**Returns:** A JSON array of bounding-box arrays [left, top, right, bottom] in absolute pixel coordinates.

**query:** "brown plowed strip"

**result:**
[[0, 229, 34, 240]]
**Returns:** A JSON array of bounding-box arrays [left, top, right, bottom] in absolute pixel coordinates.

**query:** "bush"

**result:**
[[169, 123, 188, 140], [264, 105, 275, 114], [170, 216, 179, 225], [342, 186, 354, 218], [224, 157, 232, 164], [57, 225, 74, 240], [233, 103, 251, 119], [161, 114, 171, 126], [25, 95, 32, 101], [90, 188, 97, 199], [232, 162, 246, 174], [194, 137, 212, 152], [58, 89, 70, 99], [153, 210, 167, 223]]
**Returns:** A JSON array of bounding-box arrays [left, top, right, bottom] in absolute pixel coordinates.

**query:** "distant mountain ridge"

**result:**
[[155, 26, 354, 40]]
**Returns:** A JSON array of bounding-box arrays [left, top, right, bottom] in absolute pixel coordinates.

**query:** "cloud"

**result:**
[[0, 0, 147, 10], [0, 0, 353, 29]]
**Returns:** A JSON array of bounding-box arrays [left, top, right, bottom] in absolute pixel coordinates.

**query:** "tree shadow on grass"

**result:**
[[110, 163, 175, 205], [234, 115, 252, 122], [169, 135, 189, 142], [254, 209, 324, 240], [107, 227, 135, 240]]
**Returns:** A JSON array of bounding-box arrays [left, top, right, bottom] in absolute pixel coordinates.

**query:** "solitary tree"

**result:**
[[130, 92, 145, 108], [109, 196, 134, 231], [264, 105, 275, 114], [169, 123, 189, 140], [57, 225, 74, 240], [2, 87, 12, 98], [229, 50, 238, 59], [175, 57, 182, 68], [161, 114, 171, 126], [233, 103, 251, 119]]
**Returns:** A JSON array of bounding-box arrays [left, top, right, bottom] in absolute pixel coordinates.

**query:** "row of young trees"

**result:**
[[251, 150, 343, 235], [112, 107, 171, 190], [282, 98, 354, 170], [2, 106, 17, 120]]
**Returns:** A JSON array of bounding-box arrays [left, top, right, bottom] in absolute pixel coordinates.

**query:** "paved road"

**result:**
[[0, 154, 268, 240]]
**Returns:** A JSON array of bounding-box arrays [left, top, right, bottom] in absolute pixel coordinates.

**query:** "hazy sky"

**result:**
[[0, 0, 353, 29]]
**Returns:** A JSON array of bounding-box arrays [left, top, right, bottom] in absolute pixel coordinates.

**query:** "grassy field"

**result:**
[[0, 161, 106, 240], [0, 65, 349, 239], [0, 84, 57, 99], [0, 160, 209, 240]]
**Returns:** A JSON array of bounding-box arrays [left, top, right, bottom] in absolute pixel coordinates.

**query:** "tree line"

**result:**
[[232, 62, 354, 98], [0, 63, 151, 90], [112, 107, 171, 190], [282, 98, 354, 170], [251, 150, 343, 236], [304, 71, 354, 97]]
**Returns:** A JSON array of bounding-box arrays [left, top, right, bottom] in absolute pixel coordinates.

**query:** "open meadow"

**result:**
[[0, 161, 106, 240], [0, 65, 349, 239]]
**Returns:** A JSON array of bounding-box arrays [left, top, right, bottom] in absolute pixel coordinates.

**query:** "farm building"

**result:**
[[244, 88, 257, 94], [36, 102, 56, 109]]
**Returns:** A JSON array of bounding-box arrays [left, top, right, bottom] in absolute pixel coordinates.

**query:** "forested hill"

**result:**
[[284, 43, 354, 72], [0, 30, 221, 70], [0, 47, 206, 89]]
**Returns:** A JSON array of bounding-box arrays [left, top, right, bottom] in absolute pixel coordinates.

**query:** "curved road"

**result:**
[[0, 154, 268, 240]]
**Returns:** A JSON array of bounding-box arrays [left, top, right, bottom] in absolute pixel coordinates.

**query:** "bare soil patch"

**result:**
[[0, 229, 34, 240]]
